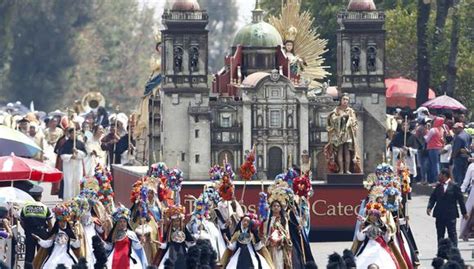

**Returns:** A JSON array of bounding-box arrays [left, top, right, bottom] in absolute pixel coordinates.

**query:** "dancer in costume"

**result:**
[[186, 190, 227, 259], [264, 199, 292, 269], [354, 202, 400, 269], [33, 204, 80, 269], [155, 205, 192, 269], [105, 206, 148, 269], [221, 214, 273, 269]]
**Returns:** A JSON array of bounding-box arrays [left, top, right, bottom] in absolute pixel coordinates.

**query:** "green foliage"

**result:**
[[0, 0, 156, 112], [0, 0, 93, 110], [198, 0, 238, 72], [67, 0, 157, 112], [385, 4, 417, 80]]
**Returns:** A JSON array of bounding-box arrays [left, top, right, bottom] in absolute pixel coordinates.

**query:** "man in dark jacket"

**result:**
[[427, 168, 468, 247], [451, 122, 472, 184]]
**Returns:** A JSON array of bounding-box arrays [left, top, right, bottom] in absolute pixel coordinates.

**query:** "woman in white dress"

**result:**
[[264, 200, 292, 269], [354, 202, 400, 269], [221, 215, 273, 269], [84, 125, 106, 177], [33, 205, 80, 268]]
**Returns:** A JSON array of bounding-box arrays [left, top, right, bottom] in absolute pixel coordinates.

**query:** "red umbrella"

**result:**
[[421, 94, 467, 111], [0, 153, 62, 182], [386, 77, 436, 109]]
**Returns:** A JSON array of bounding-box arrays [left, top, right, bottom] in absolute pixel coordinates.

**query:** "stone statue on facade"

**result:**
[[325, 94, 361, 174]]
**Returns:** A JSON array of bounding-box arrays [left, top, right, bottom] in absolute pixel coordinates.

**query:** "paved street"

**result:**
[[39, 183, 473, 268], [311, 194, 474, 268]]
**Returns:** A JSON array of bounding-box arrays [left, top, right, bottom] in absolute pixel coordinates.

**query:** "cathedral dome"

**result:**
[[172, 0, 200, 11], [232, 22, 283, 47], [347, 0, 376, 11]]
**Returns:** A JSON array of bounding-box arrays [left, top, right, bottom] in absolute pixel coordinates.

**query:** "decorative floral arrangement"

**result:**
[[208, 165, 223, 181], [365, 202, 386, 217], [217, 163, 235, 201], [164, 205, 185, 220], [383, 186, 401, 212], [150, 162, 168, 178], [239, 149, 256, 181], [400, 168, 412, 194], [69, 196, 90, 220], [79, 188, 99, 205], [53, 203, 71, 222], [80, 176, 100, 192], [192, 196, 209, 220], [284, 168, 299, 188], [168, 168, 184, 192], [258, 192, 269, 221], [268, 180, 294, 209], [217, 174, 234, 201], [368, 185, 385, 202], [112, 205, 131, 223], [94, 164, 115, 211], [140, 186, 149, 218], [293, 173, 312, 198], [375, 163, 394, 175], [203, 186, 221, 207]]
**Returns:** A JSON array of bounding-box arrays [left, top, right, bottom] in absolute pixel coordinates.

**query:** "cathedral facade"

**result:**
[[153, 0, 386, 181]]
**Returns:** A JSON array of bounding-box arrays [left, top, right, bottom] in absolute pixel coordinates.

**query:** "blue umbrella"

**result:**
[[0, 126, 42, 157]]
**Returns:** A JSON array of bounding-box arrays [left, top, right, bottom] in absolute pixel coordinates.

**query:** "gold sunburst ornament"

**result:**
[[269, 0, 329, 88]]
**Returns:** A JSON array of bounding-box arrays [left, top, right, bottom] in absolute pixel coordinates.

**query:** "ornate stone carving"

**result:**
[[350, 46, 361, 72], [189, 46, 199, 72], [174, 46, 184, 72], [367, 45, 377, 72]]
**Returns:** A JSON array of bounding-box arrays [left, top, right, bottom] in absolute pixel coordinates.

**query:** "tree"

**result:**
[[385, 4, 417, 79], [198, 0, 238, 73], [3, 0, 92, 111], [67, 0, 157, 112], [416, 0, 432, 107]]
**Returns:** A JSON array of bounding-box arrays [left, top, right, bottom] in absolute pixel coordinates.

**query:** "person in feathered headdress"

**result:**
[[154, 205, 192, 268], [265, 184, 293, 269], [32, 203, 81, 269], [129, 177, 160, 265], [185, 188, 227, 260], [353, 202, 400, 269], [221, 213, 273, 269], [104, 205, 148, 269]]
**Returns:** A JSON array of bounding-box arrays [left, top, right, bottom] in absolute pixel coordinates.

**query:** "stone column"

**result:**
[[242, 91, 252, 155], [299, 96, 309, 157]]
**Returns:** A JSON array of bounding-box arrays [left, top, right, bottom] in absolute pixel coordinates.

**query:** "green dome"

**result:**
[[232, 21, 283, 47]]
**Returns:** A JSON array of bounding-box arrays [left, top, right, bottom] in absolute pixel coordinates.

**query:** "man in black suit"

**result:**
[[427, 168, 468, 247]]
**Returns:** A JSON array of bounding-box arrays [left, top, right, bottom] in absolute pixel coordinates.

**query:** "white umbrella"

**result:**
[[0, 187, 35, 206]]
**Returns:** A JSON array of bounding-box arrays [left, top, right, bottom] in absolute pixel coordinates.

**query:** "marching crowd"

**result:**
[[0, 101, 473, 269]]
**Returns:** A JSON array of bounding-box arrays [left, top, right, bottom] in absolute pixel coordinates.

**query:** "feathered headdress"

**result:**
[[80, 188, 99, 205], [209, 165, 223, 181], [284, 168, 299, 188], [112, 205, 131, 223], [192, 196, 209, 220], [168, 168, 184, 192]]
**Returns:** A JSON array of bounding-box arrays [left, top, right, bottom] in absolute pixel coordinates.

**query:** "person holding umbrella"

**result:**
[[20, 185, 53, 265]]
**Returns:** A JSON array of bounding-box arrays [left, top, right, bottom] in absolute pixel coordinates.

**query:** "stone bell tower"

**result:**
[[160, 0, 211, 180], [336, 0, 386, 172]]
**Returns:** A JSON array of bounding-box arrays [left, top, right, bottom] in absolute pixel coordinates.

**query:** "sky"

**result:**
[[139, 0, 255, 29]]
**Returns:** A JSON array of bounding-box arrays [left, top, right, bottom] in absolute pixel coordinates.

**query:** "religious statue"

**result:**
[[283, 26, 306, 80], [351, 46, 361, 72], [173, 47, 183, 73], [367, 46, 377, 72], [325, 94, 361, 174], [189, 46, 199, 72], [149, 34, 162, 78]]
